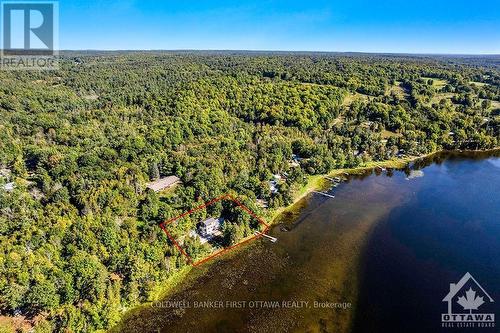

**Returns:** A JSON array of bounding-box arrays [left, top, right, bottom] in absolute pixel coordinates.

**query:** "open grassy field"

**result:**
[[489, 100, 500, 110], [429, 92, 456, 105], [422, 77, 448, 88], [386, 81, 407, 98], [470, 81, 490, 87], [381, 129, 402, 138], [342, 92, 372, 106]]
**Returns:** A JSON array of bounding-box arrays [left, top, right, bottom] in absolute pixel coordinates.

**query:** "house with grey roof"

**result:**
[[198, 217, 223, 238], [146, 176, 180, 192]]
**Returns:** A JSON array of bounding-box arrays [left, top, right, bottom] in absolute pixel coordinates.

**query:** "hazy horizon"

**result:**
[[54, 49, 500, 56], [58, 1, 500, 54]]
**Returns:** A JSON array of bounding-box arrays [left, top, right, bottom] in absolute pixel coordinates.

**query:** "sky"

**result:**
[[59, 0, 500, 54]]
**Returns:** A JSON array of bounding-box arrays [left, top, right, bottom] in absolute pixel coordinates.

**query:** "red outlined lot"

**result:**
[[159, 194, 269, 267]]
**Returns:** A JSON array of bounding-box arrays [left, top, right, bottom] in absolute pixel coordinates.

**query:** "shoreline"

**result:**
[[267, 153, 428, 224], [270, 147, 500, 224], [111, 147, 499, 331]]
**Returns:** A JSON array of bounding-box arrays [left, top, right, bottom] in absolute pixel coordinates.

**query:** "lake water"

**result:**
[[115, 151, 500, 333]]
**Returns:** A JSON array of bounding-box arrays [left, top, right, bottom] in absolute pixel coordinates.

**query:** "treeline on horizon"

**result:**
[[0, 53, 499, 332]]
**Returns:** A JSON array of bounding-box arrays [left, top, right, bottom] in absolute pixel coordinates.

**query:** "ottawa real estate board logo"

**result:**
[[442, 272, 495, 329], [0, 0, 58, 69]]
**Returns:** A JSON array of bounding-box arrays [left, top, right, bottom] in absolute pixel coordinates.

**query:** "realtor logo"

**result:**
[[1, 0, 58, 69], [442, 272, 495, 329]]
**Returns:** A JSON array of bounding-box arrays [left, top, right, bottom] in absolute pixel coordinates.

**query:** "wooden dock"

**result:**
[[312, 191, 336, 199], [325, 176, 341, 182], [255, 232, 277, 243]]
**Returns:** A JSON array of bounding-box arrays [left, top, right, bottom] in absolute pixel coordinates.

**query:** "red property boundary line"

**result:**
[[159, 194, 270, 267]]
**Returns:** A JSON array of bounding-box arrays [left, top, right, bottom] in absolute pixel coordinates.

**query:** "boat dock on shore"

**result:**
[[255, 232, 277, 243], [312, 191, 336, 199]]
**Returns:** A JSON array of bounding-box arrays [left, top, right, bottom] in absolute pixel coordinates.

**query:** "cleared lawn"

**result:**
[[429, 92, 456, 106], [386, 81, 407, 98], [470, 81, 489, 87], [477, 99, 500, 112], [490, 100, 500, 110], [342, 92, 372, 106], [422, 77, 447, 88], [381, 129, 402, 139]]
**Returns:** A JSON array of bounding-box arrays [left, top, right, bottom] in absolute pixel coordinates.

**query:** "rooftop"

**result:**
[[201, 217, 223, 227], [146, 176, 180, 192]]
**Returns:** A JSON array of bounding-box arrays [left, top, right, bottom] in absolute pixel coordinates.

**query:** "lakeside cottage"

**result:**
[[198, 217, 223, 237], [269, 180, 278, 194], [146, 176, 180, 192]]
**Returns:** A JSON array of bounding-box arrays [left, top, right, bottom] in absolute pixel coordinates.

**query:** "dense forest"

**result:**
[[0, 52, 499, 332]]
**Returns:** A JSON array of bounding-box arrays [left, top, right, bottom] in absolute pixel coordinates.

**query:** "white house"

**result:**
[[198, 217, 223, 237], [269, 180, 278, 194]]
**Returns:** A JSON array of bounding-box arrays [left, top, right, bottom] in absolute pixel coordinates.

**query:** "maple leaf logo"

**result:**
[[457, 288, 485, 313]]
